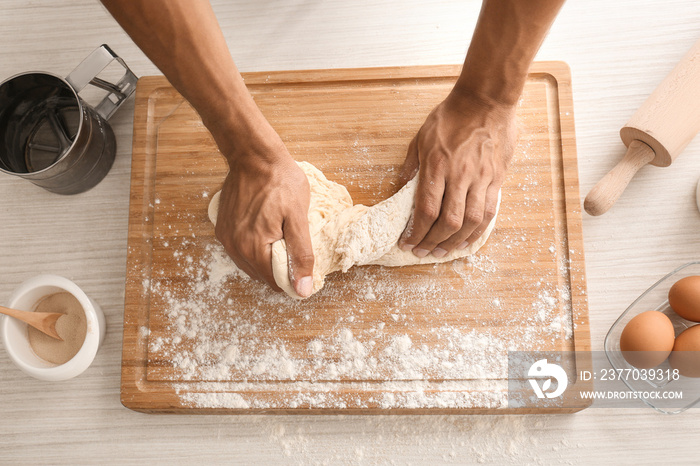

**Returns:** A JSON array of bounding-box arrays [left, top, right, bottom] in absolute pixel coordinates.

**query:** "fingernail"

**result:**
[[296, 276, 313, 297], [400, 242, 416, 252], [458, 241, 470, 250], [432, 248, 447, 258], [413, 248, 430, 258]]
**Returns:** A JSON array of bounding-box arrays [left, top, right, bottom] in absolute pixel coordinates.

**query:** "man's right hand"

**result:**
[[215, 133, 315, 298], [100, 0, 316, 296]]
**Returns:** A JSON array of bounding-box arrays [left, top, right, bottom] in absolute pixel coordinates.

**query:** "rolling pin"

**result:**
[[584, 37, 700, 216]]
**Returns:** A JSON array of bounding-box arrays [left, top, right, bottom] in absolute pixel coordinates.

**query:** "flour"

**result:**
[[180, 391, 249, 409], [253, 414, 582, 465], [143, 230, 575, 411], [140, 149, 579, 413]]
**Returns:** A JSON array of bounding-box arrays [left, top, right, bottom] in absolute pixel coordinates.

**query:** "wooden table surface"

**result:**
[[1, 0, 699, 464]]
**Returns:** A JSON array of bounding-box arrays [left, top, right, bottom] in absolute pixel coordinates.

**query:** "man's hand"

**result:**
[[215, 136, 315, 297], [99, 1, 317, 296], [397, 0, 566, 258], [398, 90, 516, 257]]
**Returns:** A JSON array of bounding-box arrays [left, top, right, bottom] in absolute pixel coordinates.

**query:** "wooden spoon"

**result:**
[[0, 305, 64, 341]]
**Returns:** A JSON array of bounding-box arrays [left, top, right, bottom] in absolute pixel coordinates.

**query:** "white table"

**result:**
[[2, 1, 699, 463]]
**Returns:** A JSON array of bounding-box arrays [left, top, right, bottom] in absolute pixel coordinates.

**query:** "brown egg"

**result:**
[[668, 325, 700, 378], [619, 310, 675, 369], [668, 275, 700, 322]]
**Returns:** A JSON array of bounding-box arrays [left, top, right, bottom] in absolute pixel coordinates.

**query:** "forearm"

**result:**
[[101, 0, 313, 294], [456, 0, 565, 105], [100, 0, 271, 162]]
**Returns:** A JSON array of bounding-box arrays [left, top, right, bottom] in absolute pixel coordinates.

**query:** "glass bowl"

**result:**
[[604, 261, 700, 414]]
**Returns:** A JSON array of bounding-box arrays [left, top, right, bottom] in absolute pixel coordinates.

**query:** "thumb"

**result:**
[[283, 212, 315, 298], [399, 134, 420, 185]]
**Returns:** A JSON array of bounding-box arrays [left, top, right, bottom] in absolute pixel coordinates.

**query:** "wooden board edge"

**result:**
[[120, 78, 149, 408], [241, 63, 572, 86], [129, 62, 570, 89], [517, 62, 593, 401], [530, 63, 593, 388], [121, 77, 178, 406], [546, 63, 592, 355], [239, 64, 463, 85], [530, 61, 591, 345], [120, 64, 592, 414], [119, 406, 590, 415]]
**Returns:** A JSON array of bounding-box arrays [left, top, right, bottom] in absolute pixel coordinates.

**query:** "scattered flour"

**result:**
[[251, 414, 582, 465], [142, 226, 576, 411], [138, 137, 582, 413]]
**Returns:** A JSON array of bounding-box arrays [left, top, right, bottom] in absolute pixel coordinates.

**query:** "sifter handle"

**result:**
[[66, 44, 138, 120]]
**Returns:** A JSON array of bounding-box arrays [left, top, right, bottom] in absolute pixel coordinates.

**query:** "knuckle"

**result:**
[[483, 206, 497, 222], [464, 209, 484, 226], [467, 229, 484, 243], [416, 201, 440, 222], [491, 173, 506, 186], [441, 212, 463, 233], [429, 155, 447, 172]]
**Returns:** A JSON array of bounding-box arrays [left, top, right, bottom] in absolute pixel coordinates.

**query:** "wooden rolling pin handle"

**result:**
[[584, 140, 656, 216]]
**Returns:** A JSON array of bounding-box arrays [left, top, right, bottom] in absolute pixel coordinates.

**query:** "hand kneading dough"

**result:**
[[209, 161, 500, 299]]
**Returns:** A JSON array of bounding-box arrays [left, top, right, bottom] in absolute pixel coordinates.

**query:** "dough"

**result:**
[[209, 161, 500, 299]]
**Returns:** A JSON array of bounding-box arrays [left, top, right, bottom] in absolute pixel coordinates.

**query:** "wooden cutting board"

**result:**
[[121, 64, 591, 414]]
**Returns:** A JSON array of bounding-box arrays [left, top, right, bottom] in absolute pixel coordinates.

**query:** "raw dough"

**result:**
[[209, 161, 500, 299]]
